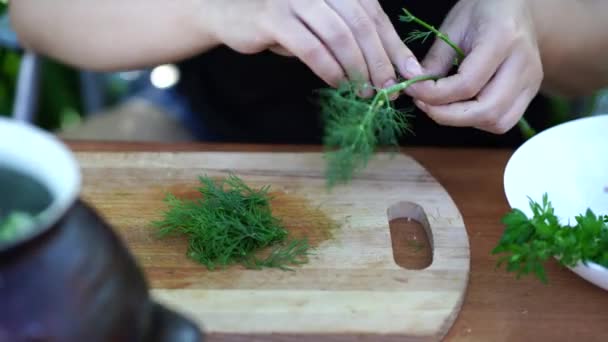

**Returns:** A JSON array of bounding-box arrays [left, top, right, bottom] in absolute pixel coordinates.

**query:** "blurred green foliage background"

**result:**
[[0, 2, 84, 130]]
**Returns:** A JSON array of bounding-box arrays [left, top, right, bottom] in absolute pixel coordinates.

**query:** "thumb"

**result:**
[[404, 23, 465, 98], [420, 10, 467, 76], [421, 33, 460, 77], [402, 34, 457, 98]]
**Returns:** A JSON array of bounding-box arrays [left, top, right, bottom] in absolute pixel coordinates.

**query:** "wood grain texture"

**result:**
[[73, 150, 470, 341], [67, 142, 608, 342]]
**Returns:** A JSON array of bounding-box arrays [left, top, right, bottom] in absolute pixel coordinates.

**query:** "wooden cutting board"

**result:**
[[75, 151, 470, 341]]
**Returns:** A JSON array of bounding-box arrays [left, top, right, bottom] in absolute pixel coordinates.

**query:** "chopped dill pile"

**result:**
[[152, 174, 311, 271]]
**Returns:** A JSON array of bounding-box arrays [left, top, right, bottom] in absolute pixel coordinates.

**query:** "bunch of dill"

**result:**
[[152, 174, 310, 271]]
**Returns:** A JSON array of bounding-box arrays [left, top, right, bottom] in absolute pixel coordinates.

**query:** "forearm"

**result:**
[[531, 0, 608, 97], [9, 0, 219, 71]]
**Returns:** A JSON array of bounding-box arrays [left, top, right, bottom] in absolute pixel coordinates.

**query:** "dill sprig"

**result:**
[[318, 7, 537, 188], [400, 8, 465, 65], [404, 29, 434, 45], [492, 193, 608, 283], [152, 174, 311, 271], [319, 75, 437, 187]]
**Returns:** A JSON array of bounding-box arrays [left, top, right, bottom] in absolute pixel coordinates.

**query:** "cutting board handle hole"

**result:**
[[387, 202, 433, 270]]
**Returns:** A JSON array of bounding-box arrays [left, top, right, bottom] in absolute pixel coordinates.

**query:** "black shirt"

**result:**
[[176, 1, 550, 147]]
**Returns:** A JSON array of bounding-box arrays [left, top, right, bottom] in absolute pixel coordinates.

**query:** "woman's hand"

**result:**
[[211, 0, 423, 96], [405, 0, 543, 134]]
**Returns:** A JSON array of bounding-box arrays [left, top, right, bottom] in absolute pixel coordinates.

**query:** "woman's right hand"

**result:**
[[209, 0, 423, 96]]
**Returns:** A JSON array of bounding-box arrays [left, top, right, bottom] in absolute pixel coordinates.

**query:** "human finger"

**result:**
[[414, 52, 524, 128], [357, 0, 423, 80], [408, 29, 514, 105], [274, 19, 346, 88], [474, 86, 537, 134], [268, 44, 294, 57], [324, 0, 397, 91], [291, 1, 372, 93]]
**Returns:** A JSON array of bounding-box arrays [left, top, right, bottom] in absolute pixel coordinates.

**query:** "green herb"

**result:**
[[319, 74, 438, 187], [319, 7, 536, 188], [244, 238, 311, 271], [400, 8, 536, 139], [492, 193, 608, 283], [400, 8, 465, 66], [152, 173, 311, 271], [0, 211, 37, 243], [318, 8, 449, 188]]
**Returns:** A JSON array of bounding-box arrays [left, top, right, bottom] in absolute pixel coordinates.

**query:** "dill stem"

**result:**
[[386, 75, 440, 94], [355, 74, 440, 143], [364, 75, 440, 125], [401, 8, 465, 63], [518, 117, 536, 138]]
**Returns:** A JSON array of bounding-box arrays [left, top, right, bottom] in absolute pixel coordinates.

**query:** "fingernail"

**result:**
[[403, 57, 423, 77], [414, 99, 426, 109], [383, 79, 398, 100], [358, 82, 374, 98]]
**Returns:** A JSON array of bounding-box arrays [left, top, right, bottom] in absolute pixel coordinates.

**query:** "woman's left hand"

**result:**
[[404, 0, 543, 134]]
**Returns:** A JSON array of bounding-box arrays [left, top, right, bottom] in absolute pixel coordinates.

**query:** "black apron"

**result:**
[[176, 1, 550, 147]]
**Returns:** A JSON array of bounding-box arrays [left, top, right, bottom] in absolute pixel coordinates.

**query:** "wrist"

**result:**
[[529, 0, 608, 96], [528, 0, 572, 95], [528, 0, 554, 61]]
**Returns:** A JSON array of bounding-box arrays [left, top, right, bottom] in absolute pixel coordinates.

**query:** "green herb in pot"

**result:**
[[0, 211, 37, 242]]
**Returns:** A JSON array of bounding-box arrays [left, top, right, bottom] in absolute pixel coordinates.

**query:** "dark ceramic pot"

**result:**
[[0, 118, 204, 342]]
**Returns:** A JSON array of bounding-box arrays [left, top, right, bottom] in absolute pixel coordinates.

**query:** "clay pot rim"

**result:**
[[0, 117, 81, 253]]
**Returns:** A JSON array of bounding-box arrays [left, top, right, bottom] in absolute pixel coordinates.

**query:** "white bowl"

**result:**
[[503, 114, 608, 290]]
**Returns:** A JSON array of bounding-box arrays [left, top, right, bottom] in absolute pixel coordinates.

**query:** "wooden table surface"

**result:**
[[67, 141, 608, 342]]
